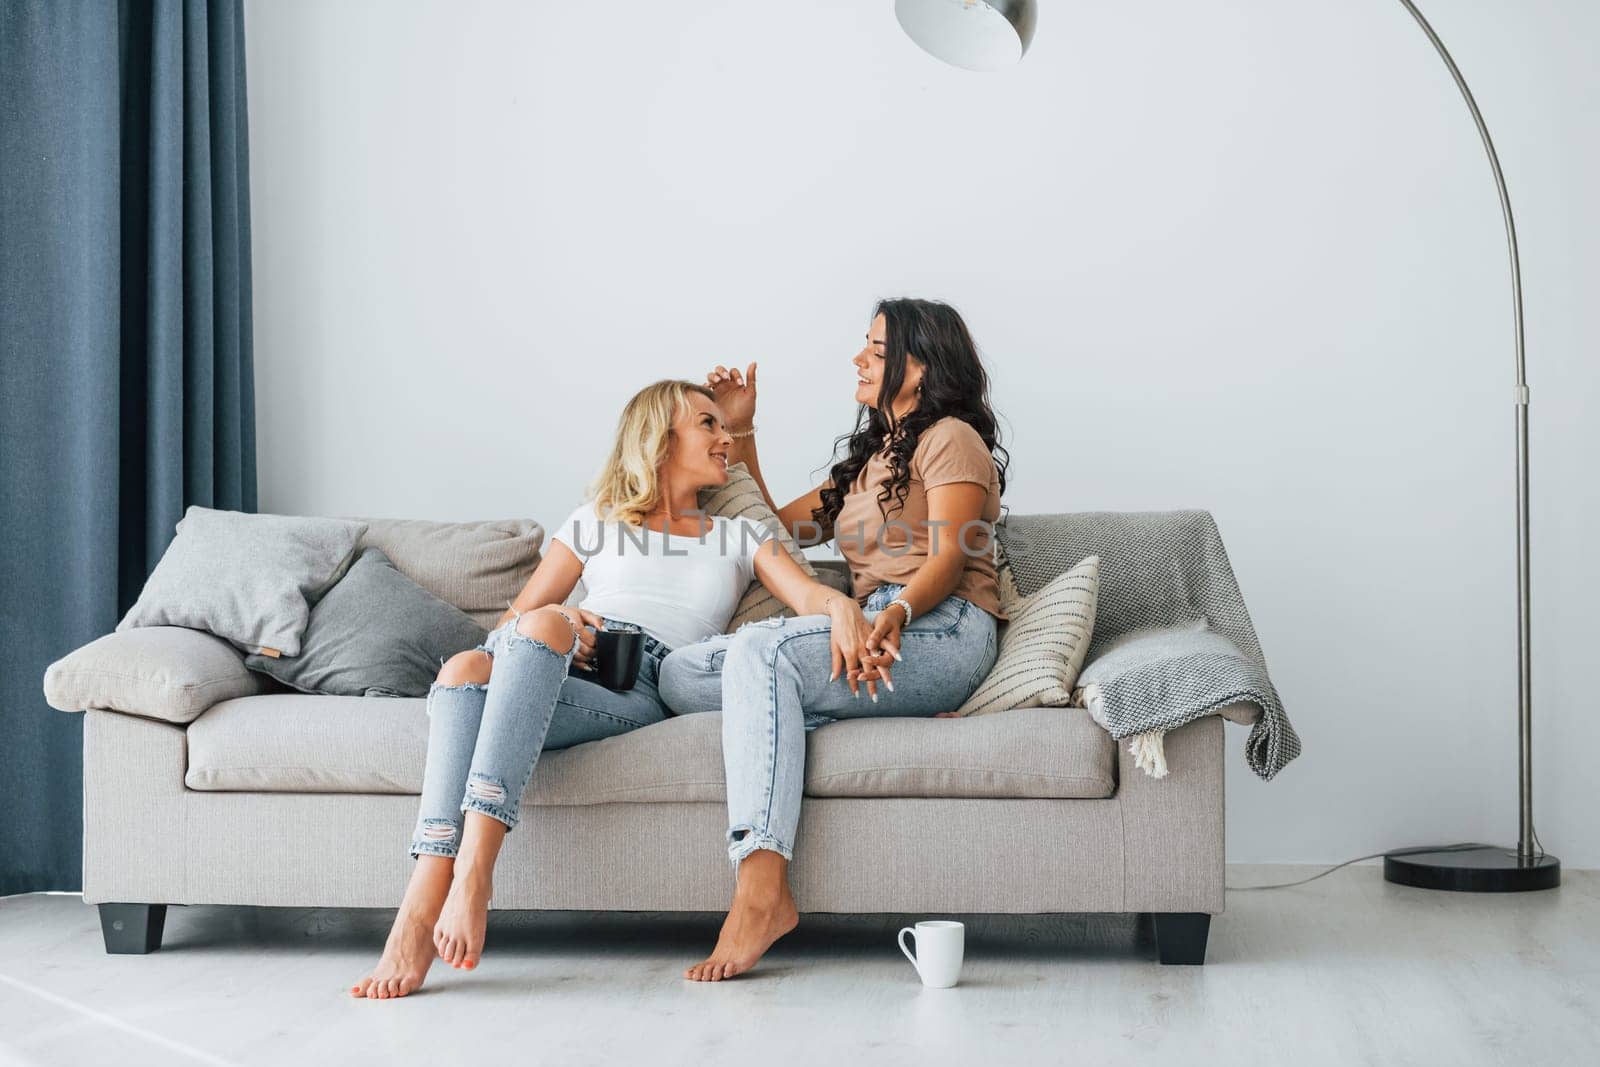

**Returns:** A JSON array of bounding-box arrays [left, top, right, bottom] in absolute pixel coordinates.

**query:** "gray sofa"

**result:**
[[46, 515, 1235, 966]]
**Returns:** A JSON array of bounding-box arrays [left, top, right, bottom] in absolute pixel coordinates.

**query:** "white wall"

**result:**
[[244, 0, 1599, 867]]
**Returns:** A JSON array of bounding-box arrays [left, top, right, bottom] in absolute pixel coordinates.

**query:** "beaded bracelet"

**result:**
[[727, 425, 757, 439], [889, 597, 914, 626]]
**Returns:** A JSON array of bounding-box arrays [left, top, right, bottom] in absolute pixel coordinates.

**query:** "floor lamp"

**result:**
[[893, 0, 1560, 892]]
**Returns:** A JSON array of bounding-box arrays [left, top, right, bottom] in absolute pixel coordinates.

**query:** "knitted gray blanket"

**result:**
[[995, 510, 1301, 781]]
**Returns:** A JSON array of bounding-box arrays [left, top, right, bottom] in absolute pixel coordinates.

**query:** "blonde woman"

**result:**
[[351, 380, 851, 999]]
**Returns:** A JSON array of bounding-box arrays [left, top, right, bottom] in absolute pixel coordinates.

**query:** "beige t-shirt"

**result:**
[[832, 416, 1006, 621]]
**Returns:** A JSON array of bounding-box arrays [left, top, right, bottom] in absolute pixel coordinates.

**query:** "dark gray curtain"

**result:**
[[0, 0, 255, 896]]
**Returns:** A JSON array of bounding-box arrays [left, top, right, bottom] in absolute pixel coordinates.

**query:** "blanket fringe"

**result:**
[[1128, 731, 1169, 778], [1076, 685, 1170, 779]]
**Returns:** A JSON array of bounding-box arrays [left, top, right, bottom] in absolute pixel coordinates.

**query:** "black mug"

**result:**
[[589, 623, 645, 692]]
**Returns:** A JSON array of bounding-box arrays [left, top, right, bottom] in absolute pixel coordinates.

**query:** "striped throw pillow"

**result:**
[[951, 554, 1099, 717], [698, 462, 818, 630]]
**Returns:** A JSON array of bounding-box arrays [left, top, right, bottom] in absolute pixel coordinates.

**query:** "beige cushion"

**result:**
[[183, 695, 1115, 800], [185, 694, 728, 803], [43, 627, 273, 725], [352, 517, 544, 630], [804, 706, 1115, 798], [697, 462, 817, 629], [952, 555, 1100, 717]]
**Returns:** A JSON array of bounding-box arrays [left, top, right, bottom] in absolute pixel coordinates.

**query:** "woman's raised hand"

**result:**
[[706, 362, 757, 430]]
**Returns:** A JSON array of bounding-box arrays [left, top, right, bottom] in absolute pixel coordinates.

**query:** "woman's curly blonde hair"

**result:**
[[587, 379, 717, 527]]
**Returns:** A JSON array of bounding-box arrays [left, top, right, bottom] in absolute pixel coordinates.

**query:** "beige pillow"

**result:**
[[951, 555, 1100, 717], [43, 626, 273, 724], [352, 518, 544, 631], [698, 463, 818, 629]]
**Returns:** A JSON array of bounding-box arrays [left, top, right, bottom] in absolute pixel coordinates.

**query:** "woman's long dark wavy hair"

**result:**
[[814, 298, 1009, 529]]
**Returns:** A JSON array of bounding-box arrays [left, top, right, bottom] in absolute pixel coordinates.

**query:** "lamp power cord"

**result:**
[[1224, 840, 1544, 891]]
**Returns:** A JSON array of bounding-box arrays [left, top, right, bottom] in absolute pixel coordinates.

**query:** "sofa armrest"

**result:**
[[44, 626, 271, 725], [1116, 714, 1226, 914]]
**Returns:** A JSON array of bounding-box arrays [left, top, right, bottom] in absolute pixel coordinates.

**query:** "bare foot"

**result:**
[[684, 880, 799, 981], [434, 865, 492, 970], [350, 911, 437, 999]]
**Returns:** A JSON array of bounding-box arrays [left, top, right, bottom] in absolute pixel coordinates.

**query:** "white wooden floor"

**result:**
[[0, 865, 1594, 1067]]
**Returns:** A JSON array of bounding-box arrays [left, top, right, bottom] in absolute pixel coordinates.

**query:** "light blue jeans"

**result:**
[[657, 582, 999, 868], [409, 614, 673, 859]]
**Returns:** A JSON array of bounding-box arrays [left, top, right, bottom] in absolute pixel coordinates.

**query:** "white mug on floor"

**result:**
[[898, 920, 964, 988]]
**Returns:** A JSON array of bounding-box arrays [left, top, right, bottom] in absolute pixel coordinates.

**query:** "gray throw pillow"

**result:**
[[118, 507, 367, 656], [245, 548, 487, 697]]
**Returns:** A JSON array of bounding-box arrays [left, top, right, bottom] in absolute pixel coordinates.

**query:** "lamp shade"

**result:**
[[894, 0, 1037, 71]]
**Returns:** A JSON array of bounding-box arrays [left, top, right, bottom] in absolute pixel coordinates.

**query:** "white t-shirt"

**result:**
[[549, 501, 772, 651]]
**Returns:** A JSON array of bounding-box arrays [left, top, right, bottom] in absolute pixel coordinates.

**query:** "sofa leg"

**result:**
[[98, 903, 168, 954], [1152, 912, 1210, 965]]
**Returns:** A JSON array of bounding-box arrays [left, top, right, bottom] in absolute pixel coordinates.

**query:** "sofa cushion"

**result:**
[[44, 626, 274, 725], [184, 694, 728, 803], [184, 697, 1115, 801], [352, 517, 544, 631], [803, 706, 1115, 798]]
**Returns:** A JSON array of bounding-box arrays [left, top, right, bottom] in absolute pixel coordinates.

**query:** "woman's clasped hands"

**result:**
[[825, 595, 904, 702]]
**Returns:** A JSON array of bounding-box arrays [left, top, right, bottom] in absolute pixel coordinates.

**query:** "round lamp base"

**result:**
[[1383, 844, 1560, 892]]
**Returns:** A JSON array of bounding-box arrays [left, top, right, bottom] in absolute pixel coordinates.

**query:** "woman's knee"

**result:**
[[436, 650, 491, 687], [514, 606, 577, 654]]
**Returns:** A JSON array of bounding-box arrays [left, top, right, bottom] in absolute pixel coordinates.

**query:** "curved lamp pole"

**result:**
[[894, 0, 1559, 891]]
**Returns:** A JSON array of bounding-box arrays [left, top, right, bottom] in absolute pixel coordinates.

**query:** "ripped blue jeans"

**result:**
[[657, 583, 998, 869], [409, 614, 673, 858]]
